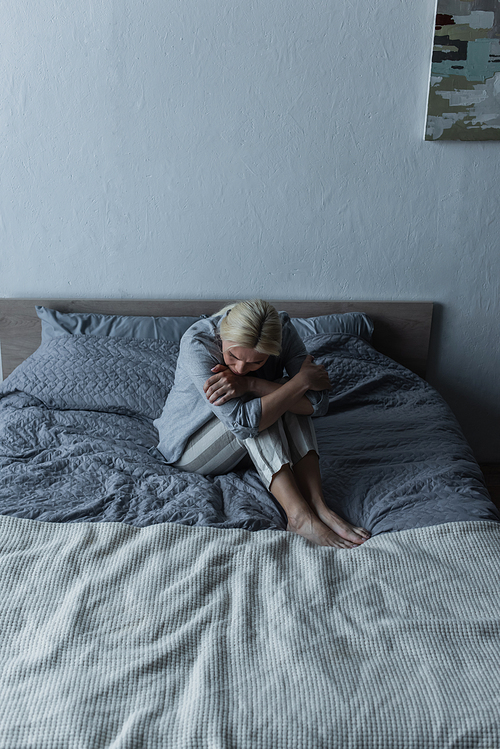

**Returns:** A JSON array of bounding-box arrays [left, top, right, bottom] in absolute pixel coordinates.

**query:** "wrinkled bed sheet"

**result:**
[[0, 333, 498, 535]]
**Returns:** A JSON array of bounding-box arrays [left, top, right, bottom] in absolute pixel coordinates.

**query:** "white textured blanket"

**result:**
[[0, 516, 499, 748]]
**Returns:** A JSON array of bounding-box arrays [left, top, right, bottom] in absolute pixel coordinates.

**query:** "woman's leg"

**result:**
[[174, 413, 370, 548], [291, 450, 370, 544], [172, 416, 247, 475], [278, 412, 370, 544], [243, 417, 362, 548], [268, 463, 360, 548]]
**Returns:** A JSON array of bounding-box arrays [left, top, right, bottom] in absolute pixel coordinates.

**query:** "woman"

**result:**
[[154, 299, 370, 548]]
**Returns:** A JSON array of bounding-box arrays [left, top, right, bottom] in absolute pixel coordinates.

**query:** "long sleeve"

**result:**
[[280, 318, 329, 418], [182, 335, 262, 440], [154, 318, 264, 463]]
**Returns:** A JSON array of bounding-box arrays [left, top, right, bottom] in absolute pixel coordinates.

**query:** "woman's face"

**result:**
[[222, 341, 269, 376]]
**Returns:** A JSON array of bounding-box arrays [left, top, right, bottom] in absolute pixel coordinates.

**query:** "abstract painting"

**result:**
[[425, 0, 500, 140]]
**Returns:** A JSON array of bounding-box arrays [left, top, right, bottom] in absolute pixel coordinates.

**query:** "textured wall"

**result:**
[[1, 0, 499, 461]]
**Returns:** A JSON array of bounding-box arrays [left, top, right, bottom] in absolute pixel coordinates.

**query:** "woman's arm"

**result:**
[[205, 365, 314, 415], [256, 355, 329, 431], [200, 313, 330, 434], [280, 318, 330, 418], [182, 334, 262, 440], [247, 378, 314, 417], [204, 355, 329, 432]]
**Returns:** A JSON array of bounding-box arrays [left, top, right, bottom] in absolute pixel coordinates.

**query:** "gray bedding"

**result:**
[[0, 332, 498, 533], [2, 330, 500, 749], [1, 514, 500, 749]]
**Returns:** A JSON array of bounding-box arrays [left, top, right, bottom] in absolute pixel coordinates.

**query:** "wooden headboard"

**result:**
[[0, 300, 434, 380]]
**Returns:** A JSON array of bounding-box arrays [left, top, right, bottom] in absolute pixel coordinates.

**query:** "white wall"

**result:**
[[1, 0, 499, 461]]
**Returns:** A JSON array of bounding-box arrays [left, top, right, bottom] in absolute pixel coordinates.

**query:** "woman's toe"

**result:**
[[354, 526, 371, 539]]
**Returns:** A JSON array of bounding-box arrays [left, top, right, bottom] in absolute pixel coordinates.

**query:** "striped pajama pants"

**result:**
[[172, 411, 319, 490]]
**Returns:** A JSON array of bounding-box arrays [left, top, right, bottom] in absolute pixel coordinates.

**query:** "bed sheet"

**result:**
[[0, 332, 498, 533]]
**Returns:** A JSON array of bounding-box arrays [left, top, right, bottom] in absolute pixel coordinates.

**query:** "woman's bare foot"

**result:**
[[286, 509, 361, 548], [311, 503, 370, 545], [290, 453, 370, 546]]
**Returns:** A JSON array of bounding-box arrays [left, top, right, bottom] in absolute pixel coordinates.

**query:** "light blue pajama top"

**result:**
[[154, 312, 329, 463]]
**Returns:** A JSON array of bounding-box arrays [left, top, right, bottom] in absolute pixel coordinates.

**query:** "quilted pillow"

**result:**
[[36, 306, 201, 343], [290, 312, 374, 342], [0, 335, 179, 421]]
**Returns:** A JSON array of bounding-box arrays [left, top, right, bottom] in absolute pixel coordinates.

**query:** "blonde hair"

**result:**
[[214, 299, 282, 357]]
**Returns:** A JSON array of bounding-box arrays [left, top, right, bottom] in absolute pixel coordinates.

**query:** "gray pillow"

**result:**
[[36, 306, 201, 343], [290, 312, 374, 342]]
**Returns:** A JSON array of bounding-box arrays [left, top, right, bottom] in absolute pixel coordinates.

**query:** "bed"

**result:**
[[0, 298, 499, 748]]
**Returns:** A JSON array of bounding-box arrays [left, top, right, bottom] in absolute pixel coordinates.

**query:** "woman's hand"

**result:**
[[203, 365, 251, 405], [295, 355, 331, 392]]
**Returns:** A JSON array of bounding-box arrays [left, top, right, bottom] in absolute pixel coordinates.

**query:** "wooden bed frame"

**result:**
[[0, 299, 433, 381]]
